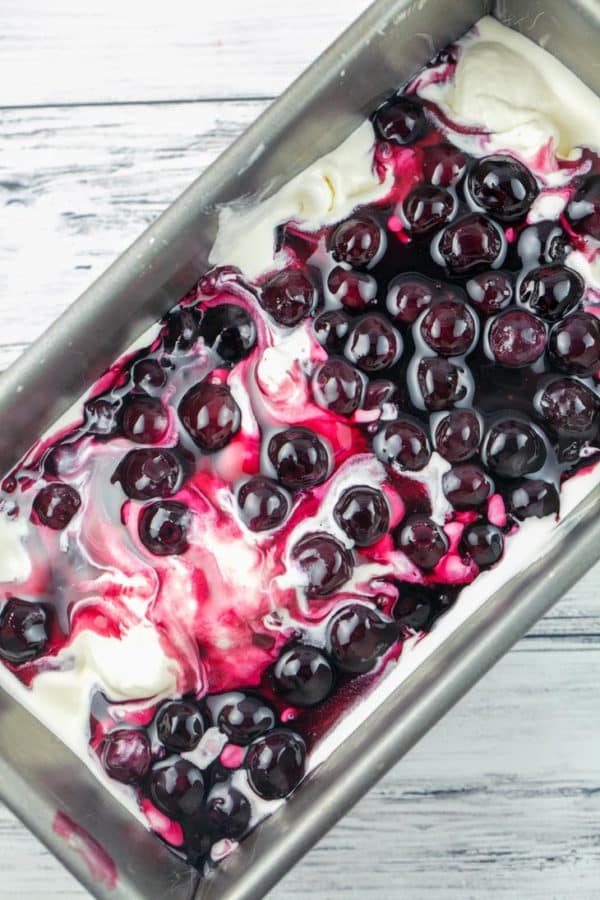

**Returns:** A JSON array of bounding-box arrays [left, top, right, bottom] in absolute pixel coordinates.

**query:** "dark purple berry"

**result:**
[[466, 271, 513, 315], [327, 266, 377, 311], [261, 268, 316, 325], [237, 476, 289, 532], [420, 300, 476, 356], [363, 379, 401, 412], [438, 213, 504, 273], [84, 396, 121, 436], [396, 515, 448, 570], [549, 313, 600, 376], [132, 358, 167, 392], [434, 409, 481, 462], [179, 382, 241, 452], [272, 645, 334, 707], [518, 221, 571, 265], [292, 533, 353, 597], [373, 418, 431, 471], [138, 500, 191, 556], [422, 142, 467, 186], [150, 759, 205, 818], [0, 598, 49, 664], [328, 604, 398, 674], [122, 397, 169, 444], [373, 96, 426, 145], [386, 273, 437, 324], [460, 522, 504, 568], [488, 310, 547, 367], [566, 174, 600, 240], [394, 585, 449, 632], [417, 357, 468, 410], [101, 728, 151, 785], [313, 309, 352, 353], [32, 483, 81, 530], [468, 155, 538, 222], [156, 700, 204, 752], [519, 265, 584, 322], [330, 216, 383, 268], [538, 378, 599, 435], [198, 304, 256, 363], [217, 693, 276, 745], [344, 314, 402, 372], [442, 464, 492, 509], [162, 307, 202, 352], [207, 786, 251, 839], [506, 479, 560, 520], [267, 427, 329, 490], [246, 730, 306, 800], [117, 448, 181, 500], [312, 358, 364, 417], [403, 184, 455, 234], [333, 485, 390, 546], [482, 418, 546, 478]]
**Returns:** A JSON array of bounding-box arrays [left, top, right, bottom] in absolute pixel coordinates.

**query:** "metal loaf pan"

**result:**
[[1, 1, 600, 898]]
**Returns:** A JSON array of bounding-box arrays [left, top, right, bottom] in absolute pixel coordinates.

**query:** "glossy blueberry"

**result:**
[[482, 418, 546, 478], [0, 598, 49, 664], [417, 357, 468, 410], [122, 396, 169, 445], [373, 418, 431, 471], [312, 358, 364, 417], [396, 515, 448, 570], [460, 522, 504, 568], [328, 604, 398, 674], [403, 184, 455, 235], [373, 96, 426, 145], [32, 483, 81, 530], [267, 427, 329, 490], [538, 378, 599, 435], [156, 700, 204, 752], [344, 314, 402, 372], [488, 310, 547, 367], [217, 693, 276, 745], [506, 479, 560, 520], [327, 266, 377, 311], [330, 216, 383, 268], [261, 268, 317, 326], [442, 464, 493, 509], [467, 155, 538, 222], [272, 645, 334, 707], [566, 174, 600, 240], [386, 273, 437, 324], [101, 728, 151, 785], [292, 533, 353, 598], [162, 307, 202, 353], [313, 309, 352, 353], [549, 313, 600, 376], [466, 270, 513, 315], [519, 265, 584, 322], [149, 759, 205, 819], [138, 500, 191, 556], [333, 485, 390, 546], [246, 730, 306, 800], [84, 396, 122, 436], [198, 303, 257, 363], [420, 300, 476, 357], [206, 785, 251, 839], [422, 142, 467, 186], [179, 381, 241, 452], [117, 448, 181, 500], [237, 476, 289, 532], [434, 409, 480, 463], [438, 213, 504, 273]]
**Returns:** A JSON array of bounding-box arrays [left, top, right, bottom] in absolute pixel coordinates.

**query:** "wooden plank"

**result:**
[[0, 0, 372, 107], [1, 612, 599, 898]]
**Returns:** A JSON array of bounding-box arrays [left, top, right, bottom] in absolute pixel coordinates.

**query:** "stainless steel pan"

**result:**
[[1, 1, 599, 898]]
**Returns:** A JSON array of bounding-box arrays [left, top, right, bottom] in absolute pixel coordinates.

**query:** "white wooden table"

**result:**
[[1, 2, 599, 897]]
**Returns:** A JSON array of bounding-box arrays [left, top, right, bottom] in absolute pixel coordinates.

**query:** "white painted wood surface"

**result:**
[[1, 2, 599, 898]]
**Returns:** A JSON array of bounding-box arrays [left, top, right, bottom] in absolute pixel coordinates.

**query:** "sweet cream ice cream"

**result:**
[[1, 14, 600, 873]]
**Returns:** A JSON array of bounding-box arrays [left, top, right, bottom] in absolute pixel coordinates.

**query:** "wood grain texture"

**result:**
[[1, 1, 599, 898]]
